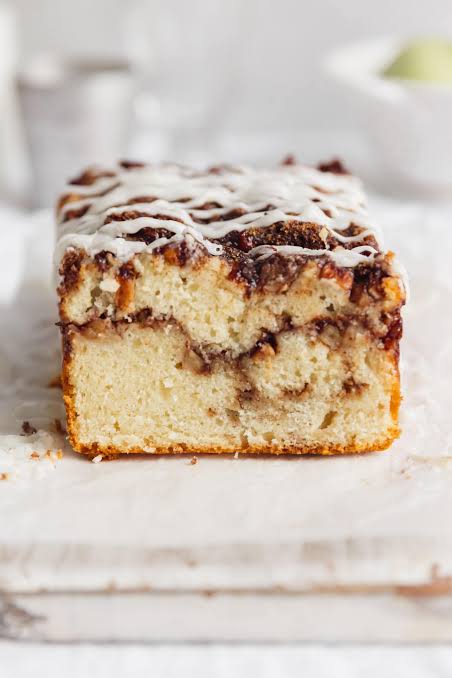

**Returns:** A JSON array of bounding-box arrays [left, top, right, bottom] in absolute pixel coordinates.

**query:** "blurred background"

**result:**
[[2, 0, 452, 206]]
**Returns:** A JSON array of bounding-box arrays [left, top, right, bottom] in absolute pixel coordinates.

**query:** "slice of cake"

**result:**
[[56, 158, 406, 457]]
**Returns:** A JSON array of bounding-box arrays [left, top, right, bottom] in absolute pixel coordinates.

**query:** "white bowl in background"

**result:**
[[325, 37, 452, 192]]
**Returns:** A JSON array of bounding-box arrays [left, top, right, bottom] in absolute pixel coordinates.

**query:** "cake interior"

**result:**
[[62, 252, 401, 455]]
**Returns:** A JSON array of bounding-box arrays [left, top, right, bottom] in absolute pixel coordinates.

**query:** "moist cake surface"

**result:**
[[56, 158, 407, 457]]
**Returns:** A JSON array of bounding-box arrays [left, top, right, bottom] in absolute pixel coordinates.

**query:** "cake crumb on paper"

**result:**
[[188, 456, 198, 465], [0, 430, 63, 483], [44, 448, 63, 461], [22, 421, 37, 436]]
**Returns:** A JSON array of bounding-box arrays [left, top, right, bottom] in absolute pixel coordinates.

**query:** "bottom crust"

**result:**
[[66, 431, 400, 459]]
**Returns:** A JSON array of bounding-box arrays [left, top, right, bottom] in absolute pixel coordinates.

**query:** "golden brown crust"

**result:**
[[66, 423, 400, 459]]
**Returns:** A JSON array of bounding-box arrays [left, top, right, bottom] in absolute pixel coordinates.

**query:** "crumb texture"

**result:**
[[64, 321, 400, 455]]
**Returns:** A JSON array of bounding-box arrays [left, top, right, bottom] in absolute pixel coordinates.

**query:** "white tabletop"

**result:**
[[1, 643, 452, 678]]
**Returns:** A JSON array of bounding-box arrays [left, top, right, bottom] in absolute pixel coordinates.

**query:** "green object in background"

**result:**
[[383, 38, 452, 84]]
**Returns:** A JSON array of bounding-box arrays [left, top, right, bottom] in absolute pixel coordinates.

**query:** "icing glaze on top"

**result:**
[[55, 161, 384, 269]]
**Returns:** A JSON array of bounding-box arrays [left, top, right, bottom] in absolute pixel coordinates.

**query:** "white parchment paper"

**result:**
[[0, 197, 451, 558]]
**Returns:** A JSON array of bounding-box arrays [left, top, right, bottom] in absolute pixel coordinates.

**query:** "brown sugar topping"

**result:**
[[317, 159, 350, 175]]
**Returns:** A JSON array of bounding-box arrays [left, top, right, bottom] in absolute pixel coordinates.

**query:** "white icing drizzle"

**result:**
[[249, 244, 379, 267], [55, 162, 387, 270]]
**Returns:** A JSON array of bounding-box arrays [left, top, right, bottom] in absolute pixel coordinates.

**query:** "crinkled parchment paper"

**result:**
[[0, 198, 451, 559]]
